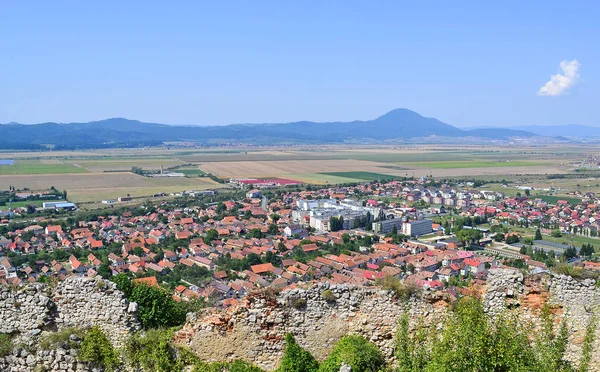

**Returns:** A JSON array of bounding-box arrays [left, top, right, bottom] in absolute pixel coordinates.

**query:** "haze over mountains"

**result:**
[[0, 108, 584, 149]]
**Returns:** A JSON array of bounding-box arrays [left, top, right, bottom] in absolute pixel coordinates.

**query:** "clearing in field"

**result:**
[[320, 171, 406, 181], [0, 162, 87, 175]]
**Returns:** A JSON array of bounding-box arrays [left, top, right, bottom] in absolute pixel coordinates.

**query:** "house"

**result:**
[[45, 225, 63, 235], [283, 225, 307, 238]]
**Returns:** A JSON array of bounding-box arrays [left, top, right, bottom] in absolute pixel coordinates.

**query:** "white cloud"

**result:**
[[537, 60, 580, 96]]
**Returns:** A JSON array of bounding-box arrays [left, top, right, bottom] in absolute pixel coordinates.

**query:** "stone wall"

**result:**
[[0, 276, 140, 371], [177, 269, 600, 371], [175, 283, 444, 370]]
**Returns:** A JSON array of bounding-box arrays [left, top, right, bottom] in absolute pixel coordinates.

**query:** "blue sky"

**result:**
[[1, 1, 598, 127]]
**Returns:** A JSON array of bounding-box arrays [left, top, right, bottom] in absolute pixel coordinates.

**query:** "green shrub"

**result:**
[[193, 360, 265, 372], [288, 296, 307, 310], [125, 329, 183, 372], [113, 274, 188, 329], [132, 283, 187, 329], [554, 263, 600, 280], [277, 333, 319, 372], [39, 327, 86, 350], [78, 326, 120, 372], [0, 333, 13, 358], [318, 335, 384, 372], [394, 297, 577, 372], [321, 289, 336, 303], [375, 276, 420, 300]]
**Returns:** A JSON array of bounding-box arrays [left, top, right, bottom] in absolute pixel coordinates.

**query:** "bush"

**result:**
[[321, 289, 337, 303], [112, 274, 187, 329], [287, 296, 307, 310], [277, 333, 319, 372], [554, 263, 600, 280], [395, 297, 577, 372], [193, 360, 265, 372], [39, 327, 86, 350], [78, 327, 120, 372], [375, 276, 420, 300], [125, 329, 186, 372], [318, 335, 384, 372], [131, 283, 188, 329], [0, 333, 13, 358]]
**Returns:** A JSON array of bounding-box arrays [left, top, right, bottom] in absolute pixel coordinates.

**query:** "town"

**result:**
[[1, 175, 599, 308]]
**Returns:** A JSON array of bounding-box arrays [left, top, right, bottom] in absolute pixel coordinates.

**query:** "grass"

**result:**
[[320, 171, 405, 181], [536, 195, 581, 205], [0, 163, 87, 175], [407, 160, 544, 169], [40, 327, 87, 350], [3, 200, 47, 208], [285, 173, 364, 185], [174, 166, 207, 176], [0, 333, 12, 357]]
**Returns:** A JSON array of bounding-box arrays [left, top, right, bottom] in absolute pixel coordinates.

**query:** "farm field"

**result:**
[[320, 171, 405, 181], [405, 160, 546, 169], [65, 157, 183, 172], [0, 144, 596, 203], [0, 162, 87, 175], [0, 172, 222, 203]]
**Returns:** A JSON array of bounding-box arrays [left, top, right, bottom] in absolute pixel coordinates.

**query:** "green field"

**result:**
[[0, 163, 87, 175], [536, 195, 582, 205], [175, 167, 207, 176], [286, 173, 365, 185], [2, 200, 48, 208], [408, 160, 544, 169], [320, 171, 405, 181]]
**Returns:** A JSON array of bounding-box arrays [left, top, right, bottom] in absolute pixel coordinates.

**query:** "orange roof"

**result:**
[[250, 263, 275, 274], [133, 276, 159, 287]]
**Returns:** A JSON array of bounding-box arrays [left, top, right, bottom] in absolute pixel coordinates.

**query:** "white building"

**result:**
[[402, 219, 433, 237]]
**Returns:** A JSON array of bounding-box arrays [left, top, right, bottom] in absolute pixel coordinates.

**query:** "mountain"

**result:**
[[517, 124, 600, 138], [0, 109, 539, 149]]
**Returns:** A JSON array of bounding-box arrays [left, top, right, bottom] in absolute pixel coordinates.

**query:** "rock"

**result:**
[[127, 302, 138, 313]]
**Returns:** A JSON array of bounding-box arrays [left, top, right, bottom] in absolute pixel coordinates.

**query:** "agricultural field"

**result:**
[[0, 161, 87, 175], [171, 165, 207, 176], [405, 160, 546, 169], [0, 144, 597, 203], [0, 172, 222, 204], [65, 157, 182, 172], [319, 171, 405, 181]]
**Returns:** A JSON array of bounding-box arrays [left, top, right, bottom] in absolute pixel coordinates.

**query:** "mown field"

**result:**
[[0, 144, 592, 203], [0, 162, 87, 175], [406, 160, 546, 169], [320, 171, 405, 181]]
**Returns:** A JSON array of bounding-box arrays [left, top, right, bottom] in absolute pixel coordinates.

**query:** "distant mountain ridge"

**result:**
[[517, 124, 600, 138], [0, 109, 543, 149]]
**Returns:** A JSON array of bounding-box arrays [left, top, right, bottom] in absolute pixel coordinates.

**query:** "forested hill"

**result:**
[[0, 109, 539, 149]]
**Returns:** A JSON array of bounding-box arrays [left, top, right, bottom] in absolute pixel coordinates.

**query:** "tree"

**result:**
[[250, 228, 263, 239], [341, 233, 351, 244], [277, 333, 319, 372], [97, 263, 112, 279], [563, 246, 577, 260], [551, 229, 562, 238], [112, 274, 134, 297], [204, 229, 218, 244], [535, 229, 543, 241], [268, 224, 279, 235], [580, 244, 594, 257]]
